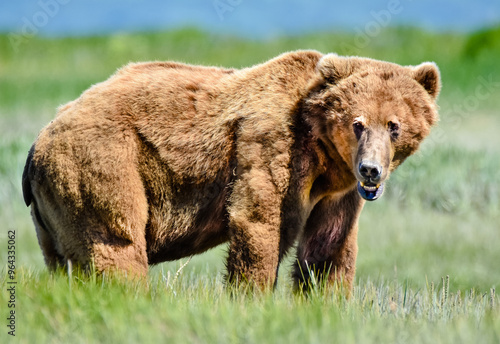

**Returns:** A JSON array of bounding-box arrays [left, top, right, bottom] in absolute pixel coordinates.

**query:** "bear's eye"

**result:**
[[388, 121, 400, 140], [353, 122, 364, 140]]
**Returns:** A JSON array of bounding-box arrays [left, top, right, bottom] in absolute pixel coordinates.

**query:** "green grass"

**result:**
[[0, 26, 499, 343], [1, 267, 498, 343]]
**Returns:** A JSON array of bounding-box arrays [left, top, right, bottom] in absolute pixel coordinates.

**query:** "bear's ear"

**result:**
[[412, 62, 441, 99], [317, 54, 357, 84]]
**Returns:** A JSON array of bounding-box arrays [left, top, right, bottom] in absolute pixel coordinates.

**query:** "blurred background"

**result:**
[[1, 0, 499, 37], [0, 0, 499, 291]]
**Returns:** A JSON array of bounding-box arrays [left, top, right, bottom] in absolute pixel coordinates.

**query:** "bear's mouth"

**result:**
[[357, 181, 384, 201]]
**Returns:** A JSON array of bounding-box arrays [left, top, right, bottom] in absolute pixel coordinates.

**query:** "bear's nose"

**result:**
[[358, 161, 382, 182]]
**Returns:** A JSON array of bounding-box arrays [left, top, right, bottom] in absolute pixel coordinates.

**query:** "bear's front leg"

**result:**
[[225, 169, 283, 290], [293, 188, 364, 295]]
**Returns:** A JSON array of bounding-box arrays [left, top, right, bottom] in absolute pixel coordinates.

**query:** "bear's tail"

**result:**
[[22, 145, 35, 206]]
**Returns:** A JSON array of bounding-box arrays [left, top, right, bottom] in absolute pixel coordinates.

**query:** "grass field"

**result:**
[[1, 27, 499, 343]]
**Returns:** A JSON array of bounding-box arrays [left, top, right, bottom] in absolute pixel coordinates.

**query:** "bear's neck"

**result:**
[[290, 112, 357, 208], [278, 115, 357, 254]]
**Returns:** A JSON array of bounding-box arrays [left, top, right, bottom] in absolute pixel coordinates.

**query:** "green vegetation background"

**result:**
[[0, 27, 499, 343]]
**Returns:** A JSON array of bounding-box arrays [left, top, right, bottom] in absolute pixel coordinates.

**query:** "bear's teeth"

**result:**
[[360, 182, 380, 192]]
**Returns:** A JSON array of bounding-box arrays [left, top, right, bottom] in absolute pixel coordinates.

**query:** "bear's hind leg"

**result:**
[[64, 190, 150, 278], [31, 163, 149, 278], [89, 221, 149, 278], [29, 125, 151, 278], [31, 202, 65, 270], [33, 189, 149, 278], [91, 242, 148, 278]]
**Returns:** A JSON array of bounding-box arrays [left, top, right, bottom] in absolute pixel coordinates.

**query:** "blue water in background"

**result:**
[[1, 0, 499, 39]]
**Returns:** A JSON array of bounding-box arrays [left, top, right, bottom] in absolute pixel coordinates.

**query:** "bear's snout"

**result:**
[[358, 161, 382, 183], [356, 160, 385, 201]]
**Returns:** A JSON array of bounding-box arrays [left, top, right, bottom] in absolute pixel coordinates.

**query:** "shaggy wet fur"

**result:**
[[22, 51, 440, 291]]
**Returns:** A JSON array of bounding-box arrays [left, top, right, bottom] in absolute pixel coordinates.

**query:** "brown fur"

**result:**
[[22, 51, 440, 291]]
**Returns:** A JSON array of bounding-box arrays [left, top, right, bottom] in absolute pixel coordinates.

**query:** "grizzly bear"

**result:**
[[22, 50, 440, 291]]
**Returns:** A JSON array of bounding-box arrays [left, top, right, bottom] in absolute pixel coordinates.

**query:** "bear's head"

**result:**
[[305, 54, 440, 201]]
